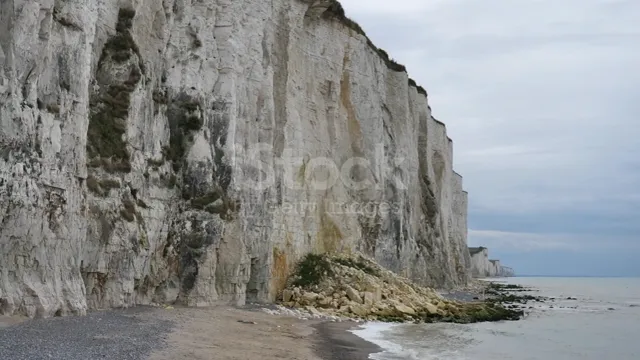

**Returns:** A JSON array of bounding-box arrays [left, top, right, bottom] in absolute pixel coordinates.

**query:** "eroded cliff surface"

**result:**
[[0, 0, 469, 317], [468, 248, 514, 278]]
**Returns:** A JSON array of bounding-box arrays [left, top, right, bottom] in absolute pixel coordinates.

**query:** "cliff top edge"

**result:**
[[314, 1, 427, 94], [306, 0, 466, 184]]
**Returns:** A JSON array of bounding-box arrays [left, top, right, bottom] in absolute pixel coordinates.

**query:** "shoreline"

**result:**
[[313, 321, 382, 360], [145, 305, 389, 360], [0, 279, 542, 360], [315, 278, 544, 360]]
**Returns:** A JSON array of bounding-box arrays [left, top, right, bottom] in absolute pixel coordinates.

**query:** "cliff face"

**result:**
[[0, 0, 469, 318], [468, 248, 514, 278], [500, 266, 515, 277], [469, 248, 490, 278], [488, 260, 501, 277]]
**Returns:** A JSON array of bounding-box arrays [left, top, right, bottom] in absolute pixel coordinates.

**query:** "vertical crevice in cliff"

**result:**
[[418, 115, 437, 253], [270, 246, 291, 301], [339, 52, 364, 157], [316, 204, 345, 254], [164, 94, 203, 173], [245, 257, 261, 302], [272, 10, 290, 159], [209, 98, 233, 195], [432, 151, 445, 199]]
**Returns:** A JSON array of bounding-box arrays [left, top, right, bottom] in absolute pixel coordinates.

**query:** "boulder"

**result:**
[[306, 306, 322, 316], [393, 303, 416, 316], [364, 283, 382, 302], [424, 302, 438, 315], [350, 304, 370, 317], [301, 291, 319, 304], [364, 292, 377, 306], [282, 289, 293, 303], [374, 306, 396, 317], [317, 296, 333, 308], [346, 285, 363, 304]]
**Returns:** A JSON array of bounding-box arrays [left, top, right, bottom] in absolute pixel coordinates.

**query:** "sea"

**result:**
[[350, 277, 640, 360]]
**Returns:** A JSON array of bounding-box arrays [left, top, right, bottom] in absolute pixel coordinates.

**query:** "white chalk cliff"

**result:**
[[0, 0, 471, 318], [468, 247, 514, 278]]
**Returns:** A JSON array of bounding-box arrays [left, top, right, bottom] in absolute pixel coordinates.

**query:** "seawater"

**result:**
[[351, 277, 640, 360]]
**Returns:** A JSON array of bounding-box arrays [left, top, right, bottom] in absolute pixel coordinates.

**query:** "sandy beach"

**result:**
[[147, 305, 379, 360], [0, 305, 379, 360], [0, 279, 496, 360]]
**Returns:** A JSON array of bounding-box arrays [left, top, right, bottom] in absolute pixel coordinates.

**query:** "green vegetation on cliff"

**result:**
[[322, 1, 428, 95]]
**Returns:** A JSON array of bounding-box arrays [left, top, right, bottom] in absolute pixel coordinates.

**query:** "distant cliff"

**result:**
[[468, 247, 515, 278], [0, 0, 470, 317]]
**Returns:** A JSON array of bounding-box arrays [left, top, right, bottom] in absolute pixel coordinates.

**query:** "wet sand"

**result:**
[[146, 305, 380, 360], [313, 321, 381, 360], [146, 306, 319, 360]]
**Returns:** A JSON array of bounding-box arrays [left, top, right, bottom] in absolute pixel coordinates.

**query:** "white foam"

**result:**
[[350, 322, 402, 359], [349, 322, 440, 360], [350, 322, 478, 360]]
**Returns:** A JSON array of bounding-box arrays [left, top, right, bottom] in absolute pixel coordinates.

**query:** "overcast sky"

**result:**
[[340, 0, 640, 276]]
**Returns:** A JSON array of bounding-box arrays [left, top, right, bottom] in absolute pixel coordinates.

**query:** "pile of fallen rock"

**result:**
[[277, 253, 523, 323]]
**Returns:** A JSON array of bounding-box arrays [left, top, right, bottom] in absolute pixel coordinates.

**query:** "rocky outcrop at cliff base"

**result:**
[[278, 253, 523, 323]]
